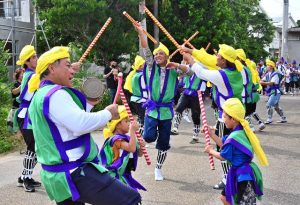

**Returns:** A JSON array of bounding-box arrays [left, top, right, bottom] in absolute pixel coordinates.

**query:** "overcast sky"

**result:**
[[260, 0, 300, 21]]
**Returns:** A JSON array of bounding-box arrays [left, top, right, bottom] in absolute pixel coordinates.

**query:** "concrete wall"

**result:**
[[0, 0, 34, 79]]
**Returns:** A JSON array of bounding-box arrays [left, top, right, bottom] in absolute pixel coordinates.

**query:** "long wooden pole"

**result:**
[[123, 11, 158, 45], [79, 17, 112, 64], [169, 31, 199, 59]]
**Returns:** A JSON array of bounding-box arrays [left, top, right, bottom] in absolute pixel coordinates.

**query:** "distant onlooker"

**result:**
[[104, 60, 119, 103], [7, 68, 24, 133]]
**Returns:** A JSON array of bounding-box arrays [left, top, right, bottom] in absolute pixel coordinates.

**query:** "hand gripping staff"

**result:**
[[123, 11, 158, 45], [116, 73, 151, 165], [169, 31, 199, 60], [144, 6, 181, 49], [113, 72, 123, 104], [79, 17, 112, 64], [197, 90, 215, 170]]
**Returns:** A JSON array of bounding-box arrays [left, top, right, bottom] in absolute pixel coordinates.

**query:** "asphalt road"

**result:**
[[0, 95, 299, 205]]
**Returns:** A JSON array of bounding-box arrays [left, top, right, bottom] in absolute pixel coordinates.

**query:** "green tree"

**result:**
[[148, 0, 274, 61], [36, 0, 140, 63], [0, 41, 14, 153]]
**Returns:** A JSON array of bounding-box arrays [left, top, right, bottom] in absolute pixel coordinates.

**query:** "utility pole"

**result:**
[[139, 1, 148, 57], [281, 0, 289, 60], [11, 0, 16, 73], [153, 0, 159, 46]]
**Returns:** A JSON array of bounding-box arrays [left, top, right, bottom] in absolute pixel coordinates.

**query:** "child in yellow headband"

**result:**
[[204, 98, 267, 205], [100, 106, 146, 191]]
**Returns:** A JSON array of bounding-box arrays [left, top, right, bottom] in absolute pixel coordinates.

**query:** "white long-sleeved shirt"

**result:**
[[191, 62, 229, 108], [48, 89, 112, 161]]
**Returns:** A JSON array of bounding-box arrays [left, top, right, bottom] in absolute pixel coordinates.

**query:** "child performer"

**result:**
[[204, 98, 268, 205], [100, 106, 146, 191]]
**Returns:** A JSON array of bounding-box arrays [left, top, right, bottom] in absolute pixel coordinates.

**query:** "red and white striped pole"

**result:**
[[117, 73, 151, 165], [198, 90, 215, 170]]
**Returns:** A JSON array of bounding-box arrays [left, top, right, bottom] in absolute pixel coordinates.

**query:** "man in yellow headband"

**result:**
[[180, 44, 243, 190], [204, 98, 267, 205], [15, 45, 41, 192], [236, 49, 265, 132], [135, 23, 193, 181], [124, 55, 147, 137], [28, 46, 141, 204], [260, 59, 287, 124]]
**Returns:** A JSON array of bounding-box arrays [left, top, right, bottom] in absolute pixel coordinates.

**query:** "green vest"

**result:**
[[212, 68, 243, 117], [252, 83, 260, 103], [16, 68, 34, 103], [226, 129, 263, 202], [131, 71, 147, 102], [243, 66, 253, 104], [144, 64, 178, 120], [29, 83, 106, 202]]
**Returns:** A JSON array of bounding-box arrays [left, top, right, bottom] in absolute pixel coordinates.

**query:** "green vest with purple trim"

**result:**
[[243, 66, 253, 104], [16, 68, 35, 129], [28, 83, 106, 202], [100, 134, 146, 191], [144, 63, 178, 120], [212, 68, 243, 117], [224, 130, 263, 204]]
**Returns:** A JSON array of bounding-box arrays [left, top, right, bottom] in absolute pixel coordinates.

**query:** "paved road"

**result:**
[[0, 95, 300, 205]]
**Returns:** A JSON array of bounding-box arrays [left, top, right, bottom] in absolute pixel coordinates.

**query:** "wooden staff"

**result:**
[[123, 11, 158, 45], [144, 6, 180, 48], [183, 38, 196, 49], [79, 17, 112, 64], [205, 42, 211, 51], [169, 31, 199, 59], [116, 74, 151, 165], [213, 48, 218, 55], [198, 90, 215, 170]]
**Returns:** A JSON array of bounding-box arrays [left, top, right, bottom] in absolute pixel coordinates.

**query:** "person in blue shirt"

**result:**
[[204, 98, 268, 205]]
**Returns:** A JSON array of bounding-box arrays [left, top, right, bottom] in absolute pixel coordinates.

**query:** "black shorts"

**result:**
[[57, 164, 141, 205], [221, 181, 256, 204], [17, 117, 35, 152]]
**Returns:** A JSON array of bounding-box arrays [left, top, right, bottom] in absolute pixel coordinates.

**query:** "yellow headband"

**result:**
[[103, 106, 128, 139], [131, 55, 145, 71], [192, 48, 220, 70], [16, 45, 36, 66], [266, 59, 276, 69], [222, 98, 269, 166], [219, 44, 243, 71], [28, 46, 70, 93], [153, 42, 169, 56], [124, 55, 145, 93], [236, 48, 246, 62]]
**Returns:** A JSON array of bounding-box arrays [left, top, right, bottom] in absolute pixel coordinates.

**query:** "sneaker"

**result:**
[[189, 138, 200, 144], [23, 178, 35, 192], [155, 168, 164, 181], [277, 117, 287, 123], [258, 123, 266, 131], [17, 177, 23, 187], [18, 177, 41, 188], [183, 115, 191, 123], [213, 181, 225, 190], [265, 119, 272, 124], [170, 127, 179, 135]]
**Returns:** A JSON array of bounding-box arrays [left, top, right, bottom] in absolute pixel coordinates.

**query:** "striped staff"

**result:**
[[79, 17, 112, 64], [197, 90, 215, 170], [169, 31, 199, 59], [123, 11, 158, 45], [117, 73, 151, 165], [183, 38, 196, 49], [144, 6, 181, 48]]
